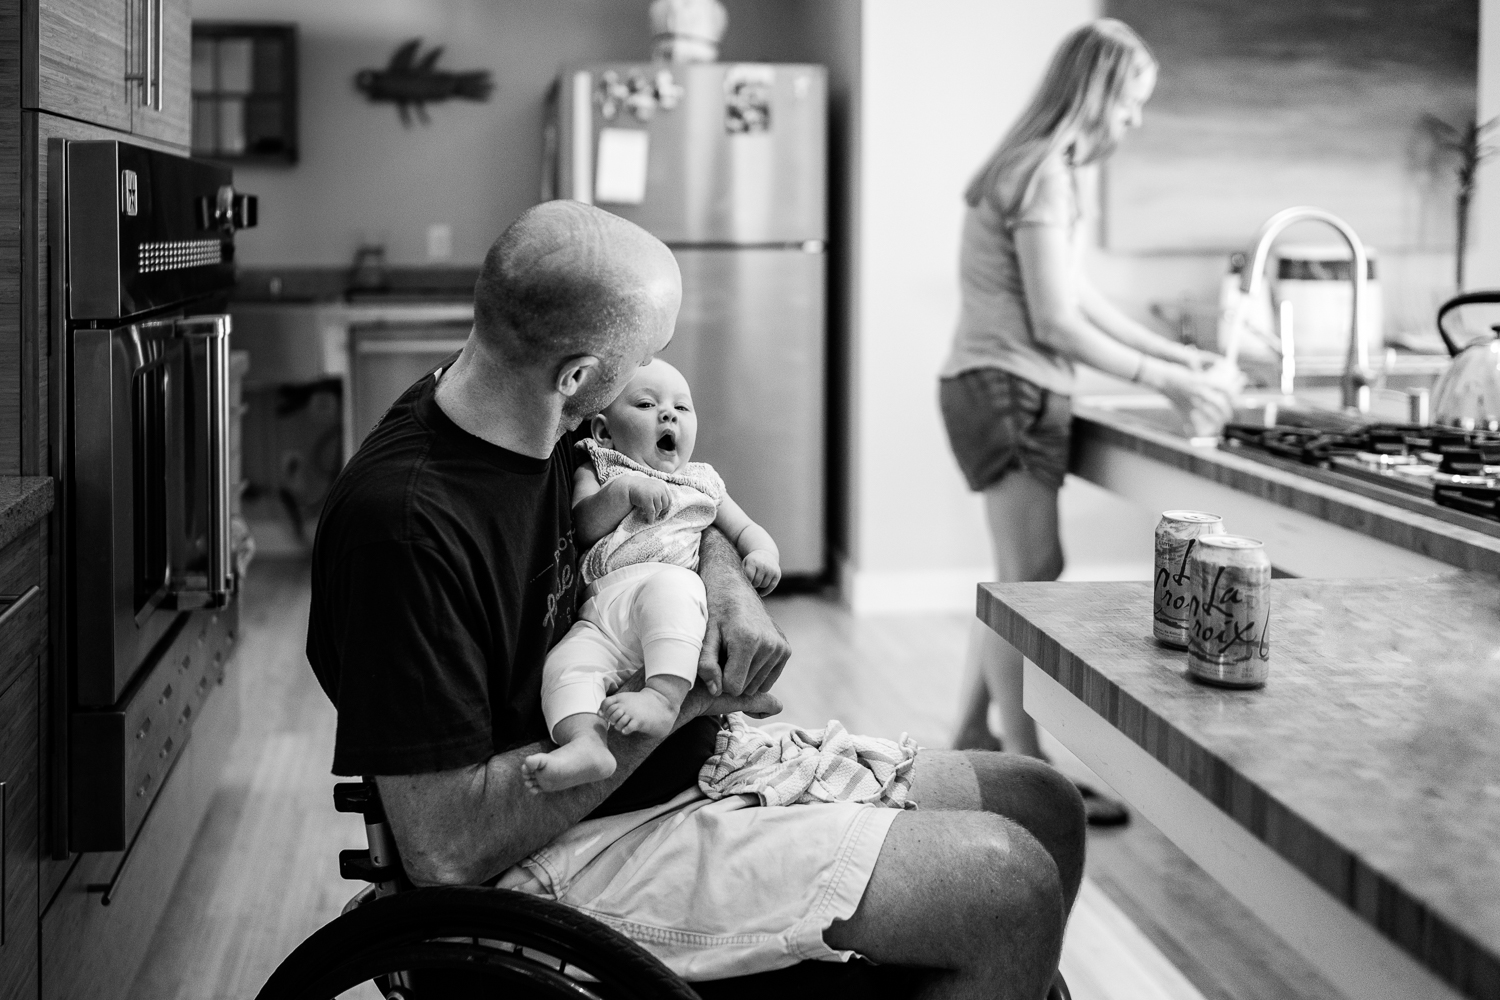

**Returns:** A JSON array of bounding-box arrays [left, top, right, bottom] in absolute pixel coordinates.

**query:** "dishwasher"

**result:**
[[348, 320, 471, 456]]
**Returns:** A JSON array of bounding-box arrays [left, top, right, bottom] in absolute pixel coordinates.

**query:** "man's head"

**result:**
[[472, 201, 682, 427], [591, 359, 697, 474]]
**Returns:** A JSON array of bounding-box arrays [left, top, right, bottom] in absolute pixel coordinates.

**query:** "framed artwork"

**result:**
[[1103, 0, 1479, 253]]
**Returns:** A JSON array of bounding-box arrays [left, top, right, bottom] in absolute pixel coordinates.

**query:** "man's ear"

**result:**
[[590, 413, 612, 446], [556, 355, 601, 398]]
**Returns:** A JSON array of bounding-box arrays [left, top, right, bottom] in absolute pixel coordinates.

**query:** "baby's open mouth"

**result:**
[[657, 430, 676, 452]]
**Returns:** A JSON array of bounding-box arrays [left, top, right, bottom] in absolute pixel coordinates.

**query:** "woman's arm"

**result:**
[[1015, 224, 1233, 419], [1075, 277, 1204, 369]]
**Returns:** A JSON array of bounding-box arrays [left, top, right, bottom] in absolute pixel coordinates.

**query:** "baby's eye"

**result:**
[[675, 404, 692, 412], [634, 400, 654, 409]]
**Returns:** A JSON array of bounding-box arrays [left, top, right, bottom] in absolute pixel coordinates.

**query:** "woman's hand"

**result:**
[[1145, 359, 1240, 432]]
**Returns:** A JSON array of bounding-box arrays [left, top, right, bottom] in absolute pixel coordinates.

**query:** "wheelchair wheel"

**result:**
[[255, 886, 700, 1000]]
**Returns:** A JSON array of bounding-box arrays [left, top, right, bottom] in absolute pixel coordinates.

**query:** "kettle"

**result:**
[[1431, 291, 1500, 429]]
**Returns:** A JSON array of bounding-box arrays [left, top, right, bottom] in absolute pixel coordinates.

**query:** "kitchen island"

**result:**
[[995, 393, 1500, 1000], [980, 576, 1499, 1000]]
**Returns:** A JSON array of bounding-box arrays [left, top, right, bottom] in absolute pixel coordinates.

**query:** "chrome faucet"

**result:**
[[1224, 207, 1371, 413]]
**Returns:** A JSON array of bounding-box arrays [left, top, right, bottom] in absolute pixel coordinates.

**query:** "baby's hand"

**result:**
[[742, 549, 781, 596], [625, 476, 672, 521]]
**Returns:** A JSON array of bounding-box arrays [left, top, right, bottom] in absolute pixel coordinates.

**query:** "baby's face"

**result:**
[[594, 359, 698, 474]]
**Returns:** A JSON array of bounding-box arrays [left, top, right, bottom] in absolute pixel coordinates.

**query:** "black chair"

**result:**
[[254, 779, 1069, 999]]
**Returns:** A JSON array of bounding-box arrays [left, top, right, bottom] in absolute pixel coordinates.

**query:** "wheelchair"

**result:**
[[255, 779, 1072, 999]]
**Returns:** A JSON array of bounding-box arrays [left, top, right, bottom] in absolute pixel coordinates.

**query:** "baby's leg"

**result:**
[[600, 566, 707, 737], [522, 713, 616, 793]]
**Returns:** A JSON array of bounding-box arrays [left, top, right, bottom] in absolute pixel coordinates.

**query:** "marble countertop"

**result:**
[[0, 478, 53, 550], [980, 575, 1500, 999], [1072, 400, 1500, 576]]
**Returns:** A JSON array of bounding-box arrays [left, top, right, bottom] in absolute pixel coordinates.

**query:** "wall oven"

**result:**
[[50, 140, 256, 853]]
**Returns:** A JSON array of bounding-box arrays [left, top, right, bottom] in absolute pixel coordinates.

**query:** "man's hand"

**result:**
[[697, 529, 791, 698], [677, 679, 782, 726], [625, 475, 673, 521]]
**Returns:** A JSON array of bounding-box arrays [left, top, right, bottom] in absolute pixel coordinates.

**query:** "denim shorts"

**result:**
[[939, 367, 1072, 492], [495, 719, 906, 981]]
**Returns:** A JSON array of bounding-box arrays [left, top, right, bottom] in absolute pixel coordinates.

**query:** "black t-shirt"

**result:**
[[306, 364, 715, 813]]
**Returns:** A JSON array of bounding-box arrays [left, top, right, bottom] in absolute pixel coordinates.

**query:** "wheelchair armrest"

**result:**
[[339, 848, 400, 884]]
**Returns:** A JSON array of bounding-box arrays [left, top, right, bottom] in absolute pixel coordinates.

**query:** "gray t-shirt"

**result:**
[[941, 154, 1081, 395]]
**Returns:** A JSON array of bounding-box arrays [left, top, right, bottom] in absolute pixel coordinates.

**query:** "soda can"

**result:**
[[1187, 535, 1272, 688], [1153, 511, 1225, 648]]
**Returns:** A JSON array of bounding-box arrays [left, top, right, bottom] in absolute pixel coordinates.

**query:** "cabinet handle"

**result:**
[[0, 586, 40, 633], [152, 0, 164, 111]]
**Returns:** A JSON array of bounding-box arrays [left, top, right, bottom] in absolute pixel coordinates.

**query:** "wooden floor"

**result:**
[[126, 558, 1338, 1000]]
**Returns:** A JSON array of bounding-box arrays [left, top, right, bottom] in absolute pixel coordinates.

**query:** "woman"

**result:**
[[939, 19, 1239, 824]]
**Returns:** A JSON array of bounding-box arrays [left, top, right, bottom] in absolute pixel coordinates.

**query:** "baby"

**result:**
[[522, 359, 780, 793]]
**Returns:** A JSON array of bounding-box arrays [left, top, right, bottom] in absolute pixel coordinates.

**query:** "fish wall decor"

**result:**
[[355, 39, 494, 126]]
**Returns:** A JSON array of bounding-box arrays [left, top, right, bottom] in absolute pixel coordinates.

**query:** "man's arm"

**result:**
[[696, 526, 790, 697], [378, 681, 779, 886]]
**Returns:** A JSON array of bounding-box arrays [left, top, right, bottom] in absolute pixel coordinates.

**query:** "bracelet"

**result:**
[[1128, 353, 1147, 384]]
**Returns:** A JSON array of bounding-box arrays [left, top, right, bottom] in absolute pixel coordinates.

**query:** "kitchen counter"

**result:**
[[981, 575, 1500, 1000], [0, 477, 53, 549], [1071, 399, 1500, 577]]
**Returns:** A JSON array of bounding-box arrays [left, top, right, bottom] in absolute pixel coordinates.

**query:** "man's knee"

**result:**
[[964, 815, 1067, 961], [967, 752, 1085, 887], [970, 753, 1084, 833]]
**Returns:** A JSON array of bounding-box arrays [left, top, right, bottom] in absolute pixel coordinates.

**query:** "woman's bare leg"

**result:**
[[952, 470, 1062, 757]]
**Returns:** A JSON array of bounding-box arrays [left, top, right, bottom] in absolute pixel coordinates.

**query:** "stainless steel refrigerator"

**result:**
[[546, 62, 827, 577]]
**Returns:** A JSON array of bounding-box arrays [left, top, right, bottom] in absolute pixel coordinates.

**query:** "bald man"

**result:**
[[308, 202, 1085, 1000]]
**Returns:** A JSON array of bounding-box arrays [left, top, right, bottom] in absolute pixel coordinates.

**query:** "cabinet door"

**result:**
[[0, 667, 40, 1000], [29, 0, 133, 132], [131, 0, 190, 147]]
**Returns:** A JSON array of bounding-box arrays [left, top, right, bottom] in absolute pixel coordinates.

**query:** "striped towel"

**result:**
[[698, 715, 919, 809]]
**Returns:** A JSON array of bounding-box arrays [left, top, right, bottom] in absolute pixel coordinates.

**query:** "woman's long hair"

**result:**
[[964, 19, 1154, 215]]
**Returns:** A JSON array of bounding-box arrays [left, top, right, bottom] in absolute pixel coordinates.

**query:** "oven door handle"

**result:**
[[173, 314, 234, 609]]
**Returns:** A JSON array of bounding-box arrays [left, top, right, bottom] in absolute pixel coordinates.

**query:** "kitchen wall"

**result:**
[[189, 0, 826, 267]]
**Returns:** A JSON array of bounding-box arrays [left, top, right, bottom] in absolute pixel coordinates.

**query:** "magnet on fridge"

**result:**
[[724, 64, 773, 134], [595, 128, 650, 205]]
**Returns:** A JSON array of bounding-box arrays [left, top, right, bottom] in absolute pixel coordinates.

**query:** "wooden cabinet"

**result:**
[[27, 0, 132, 132], [0, 667, 40, 1000], [25, 0, 191, 147]]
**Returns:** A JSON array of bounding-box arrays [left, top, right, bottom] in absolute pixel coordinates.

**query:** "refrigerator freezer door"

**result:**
[[563, 63, 827, 244], [660, 247, 826, 576]]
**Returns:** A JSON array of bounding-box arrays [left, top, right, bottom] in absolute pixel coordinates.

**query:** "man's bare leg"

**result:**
[[824, 810, 1065, 1000], [822, 750, 1084, 999], [911, 749, 1085, 910]]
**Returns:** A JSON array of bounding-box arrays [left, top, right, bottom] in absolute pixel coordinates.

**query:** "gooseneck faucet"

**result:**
[[1224, 207, 1371, 414]]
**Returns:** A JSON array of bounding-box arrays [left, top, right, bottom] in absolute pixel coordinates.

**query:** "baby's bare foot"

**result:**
[[521, 740, 616, 794], [600, 689, 677, 737]]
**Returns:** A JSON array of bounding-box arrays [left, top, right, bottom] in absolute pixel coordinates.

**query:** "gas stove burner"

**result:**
[[1223, 420, 1500, 519]]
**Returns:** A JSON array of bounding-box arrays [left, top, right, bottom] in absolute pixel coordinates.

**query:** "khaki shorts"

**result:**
[[497, 722, 906, 981]]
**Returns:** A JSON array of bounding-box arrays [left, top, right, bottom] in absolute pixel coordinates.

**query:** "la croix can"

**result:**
[[1187, 535, 1272, 688], [1153, 511, 1226, 648]]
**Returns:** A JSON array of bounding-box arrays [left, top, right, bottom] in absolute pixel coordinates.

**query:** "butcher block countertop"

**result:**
[[980, 575, 1500, 1000]]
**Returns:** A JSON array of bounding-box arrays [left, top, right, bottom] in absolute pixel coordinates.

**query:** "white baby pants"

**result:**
[[541, 562, 707, 737]]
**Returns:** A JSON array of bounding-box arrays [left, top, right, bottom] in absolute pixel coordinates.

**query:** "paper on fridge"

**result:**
[[595, 128, 650, 205]]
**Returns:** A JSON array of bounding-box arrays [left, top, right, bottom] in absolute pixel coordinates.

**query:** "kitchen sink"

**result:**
[[1082, 389, 1419, 444]]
